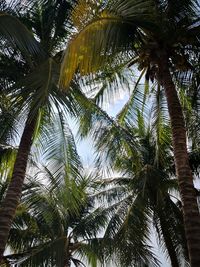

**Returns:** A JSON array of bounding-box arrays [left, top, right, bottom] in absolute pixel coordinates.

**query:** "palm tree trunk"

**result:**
[[0, 114, 37, 262], [158, 56, 200, 266]]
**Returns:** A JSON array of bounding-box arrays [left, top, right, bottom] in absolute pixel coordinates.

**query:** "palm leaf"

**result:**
[[0, 12, 45, 63], [60, 0, 156, 88]]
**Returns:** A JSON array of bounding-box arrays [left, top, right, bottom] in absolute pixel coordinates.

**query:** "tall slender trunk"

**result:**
[[0, 114, 37, 262], [158, 56, 200, 266]]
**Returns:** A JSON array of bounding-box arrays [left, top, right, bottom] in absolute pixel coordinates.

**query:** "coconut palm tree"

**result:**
[[0, 0, 84, 260], [59, 1, 200, 265], [79, 89, 189, 267], [1, 115, 107, 267]]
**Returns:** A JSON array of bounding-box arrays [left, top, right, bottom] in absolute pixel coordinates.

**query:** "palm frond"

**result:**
[[18, 0, 73, 53], [60, 0, 156, 88], [116, 68, 148, 126], [34, 110, 83, 184], [150, 85, 172, 167], [0, 12, 45, 63], [11, 238, 67, 267]]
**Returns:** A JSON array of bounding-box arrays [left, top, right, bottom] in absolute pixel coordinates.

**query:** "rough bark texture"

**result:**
[[0, 115, 37, 263], [158, 57, 200, 267]]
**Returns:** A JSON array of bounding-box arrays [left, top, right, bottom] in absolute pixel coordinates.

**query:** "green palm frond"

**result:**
[[153, 196, 189, 266], [0, 144, 17, 184], [116, 68, 147, 125], [13, 58, 59, 116], [92, 185, 129, 206], [0, 85, 23, 148], [0, 92, 19, 182], [33, 110, 83, 186], [0, 179, 9, 203], [151, 85, 172, 167], [18, 0, 73, 53], [85, 179, 159, 267], [161, 0, 199, 21], [73, 91, 142, 172], [104, 195, 158, 267], [0, 12, 45, 63], [72, 89, 140, 159], [79, 54, 135, 106], [71, 210, 106, 245], [11, 238, 67, 267], [76, 240, 102, 267], [189, 149, 200, 175], [7, 146, 107, 267]]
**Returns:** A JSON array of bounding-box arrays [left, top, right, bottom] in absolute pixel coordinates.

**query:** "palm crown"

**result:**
[[0, 0, 91, 260], [60, 0, 200, 88]]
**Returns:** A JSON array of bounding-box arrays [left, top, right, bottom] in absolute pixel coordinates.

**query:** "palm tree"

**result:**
[[60, 1, 200, 265], [80, 90, 189, 267], [0, 0, 83, 260], [2, 116, 107, 267], [0, 2, 44, 259]]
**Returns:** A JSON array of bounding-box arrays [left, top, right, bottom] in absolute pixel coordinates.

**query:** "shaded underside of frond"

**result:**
[[0, 12, 45, 63]]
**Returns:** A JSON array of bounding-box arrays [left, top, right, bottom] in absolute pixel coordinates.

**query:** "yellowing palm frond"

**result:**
[[60, 0, 156, 89]]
